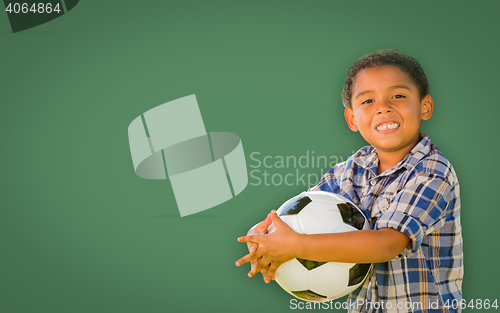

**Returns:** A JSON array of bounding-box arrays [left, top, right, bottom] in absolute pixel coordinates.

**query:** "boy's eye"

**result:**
[[392, 94, 406, 99], [361, 99, 374, 104]]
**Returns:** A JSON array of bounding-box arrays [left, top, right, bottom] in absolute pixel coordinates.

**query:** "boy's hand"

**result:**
[[246, 212, 273, 281], [235, 211, 300, 283]]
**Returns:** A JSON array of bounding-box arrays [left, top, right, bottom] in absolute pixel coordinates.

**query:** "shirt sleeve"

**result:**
[[373, 173, 454, 257], [308, 160, 349, 193], [308, 169, 338, 192]]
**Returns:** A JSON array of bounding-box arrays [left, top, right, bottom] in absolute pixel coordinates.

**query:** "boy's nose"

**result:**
[[376, 101, 393, 114], [376, 108, 393, 115]]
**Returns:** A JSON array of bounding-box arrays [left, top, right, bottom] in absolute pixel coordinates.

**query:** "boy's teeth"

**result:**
[[376, 122, 400, 131]]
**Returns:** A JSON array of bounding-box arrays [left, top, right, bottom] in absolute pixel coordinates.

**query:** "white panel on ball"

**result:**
[[275, 258, 310, 291], [332, 261, 357, 269], [308, 263, 349, 297], [335, 223, 358, 234], [308, 190, 348, 203], [296, 202, 344, 234], [268, 215, 303, 234], [281, 215, 303, 234], [307, 191, 343, 204]]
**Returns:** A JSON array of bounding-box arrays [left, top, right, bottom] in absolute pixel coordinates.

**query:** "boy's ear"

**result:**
[[344, 108, 359, 132], [421, 94, 434, 120]]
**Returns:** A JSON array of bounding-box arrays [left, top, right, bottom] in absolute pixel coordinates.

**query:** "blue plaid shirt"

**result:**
[[311, 134, 463, 313]]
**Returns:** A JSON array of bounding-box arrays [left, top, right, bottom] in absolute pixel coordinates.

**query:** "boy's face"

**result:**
[[344, 66, 433, 155]]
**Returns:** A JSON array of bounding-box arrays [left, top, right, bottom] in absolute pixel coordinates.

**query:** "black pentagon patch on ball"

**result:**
[[292, 289, 327, 302], [280, 196, 312, 215], [297, 258, 327, 271], [337, 202, 365, 230], [348, 263, 371, 286]]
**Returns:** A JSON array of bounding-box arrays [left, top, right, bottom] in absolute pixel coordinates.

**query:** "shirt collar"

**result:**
[[353, 133, 432, 177]]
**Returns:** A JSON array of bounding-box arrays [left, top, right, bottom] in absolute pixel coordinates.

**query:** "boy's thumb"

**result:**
[[270, 210, 285, 226]]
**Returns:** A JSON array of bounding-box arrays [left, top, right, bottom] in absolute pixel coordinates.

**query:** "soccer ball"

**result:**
[[265, 191, 372, 302]]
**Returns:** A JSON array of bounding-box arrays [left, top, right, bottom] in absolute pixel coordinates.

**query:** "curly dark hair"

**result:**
[[342, 49, 430, 108]]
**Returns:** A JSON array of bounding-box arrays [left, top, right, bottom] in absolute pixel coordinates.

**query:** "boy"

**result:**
[[235, 49, 463, 313]]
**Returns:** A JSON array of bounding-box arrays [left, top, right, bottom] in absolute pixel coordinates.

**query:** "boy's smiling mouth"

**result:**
[[375, 121, 400, 131]]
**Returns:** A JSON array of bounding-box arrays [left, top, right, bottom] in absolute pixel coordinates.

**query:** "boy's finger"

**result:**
[[235, 248, 265, 268], [261, 262, 271, 275], [255, 215, 268, 228], [235, 254, 255, 267], [251, 256, 264, 274], [261, 211, 274, 227], [250, 256, 272, 277], [260, 264, 272, 281], [250, 258, 258, 274], [269, 211, 287, 228], [249, 243, 257, 254], [255, 211, 275, 233], [254, 223, 269, 235], [237, 235, 263, 244], [264, 262, 282, 283]]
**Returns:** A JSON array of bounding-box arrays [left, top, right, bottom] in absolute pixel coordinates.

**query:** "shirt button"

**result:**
[[370, 180, 376, 186]]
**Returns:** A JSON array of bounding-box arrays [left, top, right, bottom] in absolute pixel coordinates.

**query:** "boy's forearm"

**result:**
[[293, 228, 411, 264]]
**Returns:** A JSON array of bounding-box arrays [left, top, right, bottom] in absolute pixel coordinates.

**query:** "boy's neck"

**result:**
[[377, 151, 408, 175], [376, 137, 421, 175]]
